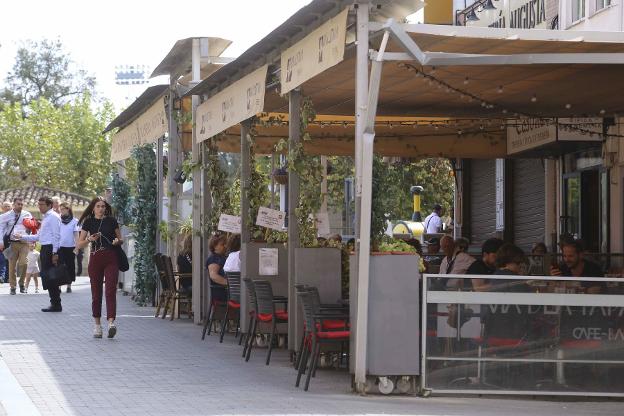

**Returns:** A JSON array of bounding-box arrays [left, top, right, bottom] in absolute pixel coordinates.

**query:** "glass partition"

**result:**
[[422, 274, 624, 396]]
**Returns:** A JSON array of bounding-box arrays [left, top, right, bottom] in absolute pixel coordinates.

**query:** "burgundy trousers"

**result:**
[[88, 249, 119, 320]]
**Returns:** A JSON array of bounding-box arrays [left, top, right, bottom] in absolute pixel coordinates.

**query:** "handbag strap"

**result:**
[[5, 212, 20, 238]]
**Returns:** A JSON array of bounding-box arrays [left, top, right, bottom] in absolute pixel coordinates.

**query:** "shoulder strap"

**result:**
[[5, 212, 20, 237]]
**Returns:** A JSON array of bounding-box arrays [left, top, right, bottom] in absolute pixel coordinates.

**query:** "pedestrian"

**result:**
[[0, 197, 33, 295], [59, 202, 79, 293], [24, 243, 40, 293], [77, 197, 123, 338], [51, 196, 61, 215], [0, 200, 11, 284], [16, 197, 62, 311], [423, 204, 443, 234]]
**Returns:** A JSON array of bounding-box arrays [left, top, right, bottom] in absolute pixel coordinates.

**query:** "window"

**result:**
[[596, 0, 612, 11], [572, 0, 586, 22]]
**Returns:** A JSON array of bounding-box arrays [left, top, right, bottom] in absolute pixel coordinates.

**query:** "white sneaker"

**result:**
[[94, 325, 103, 338], [107, 322, 117, 339]]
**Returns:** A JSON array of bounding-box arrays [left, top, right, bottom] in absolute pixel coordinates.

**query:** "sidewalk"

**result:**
[[0, 277, 622, 416]]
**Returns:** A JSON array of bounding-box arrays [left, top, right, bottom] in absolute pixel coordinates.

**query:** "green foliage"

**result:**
[[378, 237, 417, 253], [1, 39, 95, 108], [245, 122, 271, 241], [110, 173, 133, 226], [204, 140, 232, 233], [131, 145, 158, 306], [0, 95, 114, 195]]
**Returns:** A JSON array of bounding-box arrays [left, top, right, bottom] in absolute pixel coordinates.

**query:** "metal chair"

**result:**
[[295, 290, 349, 391], [153, 253, 170, 318], [162, 255, 193, 320], [242, 278, 258, 358], [219, 271, 241, 343]]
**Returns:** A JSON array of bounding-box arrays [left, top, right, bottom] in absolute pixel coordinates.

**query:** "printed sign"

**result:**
[[196, 65, 268, 142], [136, 98, 168, 145], [217, 214, 242, 234], [110, 122, 140, 163], [466, 0, 549, 29], [280, 8, 348, 94], [256, 207, 286, 231], [259, 248, 279, 276], [507, 118, 556, 155]]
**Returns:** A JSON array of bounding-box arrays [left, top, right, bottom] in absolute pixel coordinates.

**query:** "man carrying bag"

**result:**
[[0, 197, 32, 295], [16, 196, 63, 312]]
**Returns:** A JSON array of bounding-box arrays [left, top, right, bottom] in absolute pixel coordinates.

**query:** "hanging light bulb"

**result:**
[[565, 104, 572, 109], [464, 77, 469, 85], [531, 94, 537, 103], [600, 109, 606, 115], [497, 85, 503, 94]]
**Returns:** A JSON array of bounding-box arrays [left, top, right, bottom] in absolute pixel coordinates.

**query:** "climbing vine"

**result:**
[[131, 144, 158, 306], [110, 172, 133, 226], [204, 138, 232, 233], [246, 119, 271, 241]]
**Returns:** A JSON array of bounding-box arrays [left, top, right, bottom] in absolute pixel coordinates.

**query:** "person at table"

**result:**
[[205, 234, 228, 302], [223, 233, 241, 273], [438, 235, 475, 290], [528, 242, 547, 275], [550, 239, 605, 294], [466, 237, 504, 291]]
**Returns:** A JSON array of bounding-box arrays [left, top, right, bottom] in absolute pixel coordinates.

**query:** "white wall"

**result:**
[[561, 1, 623, 31]]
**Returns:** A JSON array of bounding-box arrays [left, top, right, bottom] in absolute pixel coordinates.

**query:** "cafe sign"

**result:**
[[136, 98, 168, 145], [110, 122, 140, 163], [466, 0, 548, 29], [280, 8, 348, 95], [507, 117, 603, 155], [196, 65, 268, 142]]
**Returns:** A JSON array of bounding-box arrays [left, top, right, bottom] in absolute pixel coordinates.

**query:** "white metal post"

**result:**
[[191, 38, 203, 324], [287, 89, 301, 351]]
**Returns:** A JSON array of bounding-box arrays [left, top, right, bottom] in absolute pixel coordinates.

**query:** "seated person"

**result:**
[[550, 239, 605, 294], [176, 234, 193, 291], [423, 237, 442, 267], [466, 237, 504, 291], [528, 242, 547, 276], [223, 233, 241, 273], [205, 234, 228, 302]]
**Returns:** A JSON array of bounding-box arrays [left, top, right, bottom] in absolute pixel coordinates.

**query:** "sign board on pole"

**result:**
[[259, 248, 279, 276], [280, 8, 349, 95], [137, 99, 168, 145], [196, 65, 268, 142], [256, 207, 286, 231], [217, 214, 242, 234], [110, 122, 140, 163]]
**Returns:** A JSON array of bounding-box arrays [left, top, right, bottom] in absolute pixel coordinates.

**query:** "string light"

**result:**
[[531, 94, 537, 103], [464, 77, 469, 85], [497, 85, 503, 94], [565, 104, 572, 109]]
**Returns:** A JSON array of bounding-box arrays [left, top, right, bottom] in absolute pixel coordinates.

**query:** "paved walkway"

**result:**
[[0, 277, 623, 416]]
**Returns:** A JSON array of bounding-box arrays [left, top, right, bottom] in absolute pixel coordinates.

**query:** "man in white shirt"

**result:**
[[424, 204, 443, 234], [17, 197, 62, 312], [0, 197, 33, 295]]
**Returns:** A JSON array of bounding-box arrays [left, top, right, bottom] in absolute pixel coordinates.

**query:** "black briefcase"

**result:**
[[46, 264, 72, 287]]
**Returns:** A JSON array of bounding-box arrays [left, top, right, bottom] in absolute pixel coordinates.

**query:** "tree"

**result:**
[[1, 39, 95, 109], [0, 94, 114, 195]]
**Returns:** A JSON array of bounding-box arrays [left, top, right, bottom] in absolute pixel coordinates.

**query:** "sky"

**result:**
[[0, 0, 313, 110]]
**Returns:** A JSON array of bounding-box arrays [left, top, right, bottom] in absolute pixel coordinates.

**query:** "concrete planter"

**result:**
[[350, 253, 421, 379]]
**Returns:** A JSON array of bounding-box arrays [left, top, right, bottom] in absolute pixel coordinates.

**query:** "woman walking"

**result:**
[[59, 202, 79, 293], [77, 197, 123, 339]]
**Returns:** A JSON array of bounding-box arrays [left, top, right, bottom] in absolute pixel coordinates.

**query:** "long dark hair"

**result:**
[[78, 196, 112, 225]]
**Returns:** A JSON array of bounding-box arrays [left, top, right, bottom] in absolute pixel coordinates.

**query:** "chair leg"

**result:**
[[170, 295, 176, 321], [219, 306, 230, 343], [161, 293, 170, 319], [202, 303, 214, 340], [207, 304, 216, 335], [245, 319, 258, 362], [295, 331, 306, 371], [295, 338, 310, 388], [235, 315, 240, 340], [242, 315, 253, 356], [304, 339, 320, 391], [155, 294, 163, 318], [266, 320, 277, 365]]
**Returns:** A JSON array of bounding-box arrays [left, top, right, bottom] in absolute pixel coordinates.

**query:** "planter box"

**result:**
[[350, 253, 421, 376], [240, 242, 288, 332], [291, 247, 342, 351]]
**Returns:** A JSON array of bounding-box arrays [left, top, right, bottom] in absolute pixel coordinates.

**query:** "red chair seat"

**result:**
[[228, 300, 240, 309], [316, 319, 348, 330], [257, 310, 288, 322], [560, 339, 602, 349], [316, 330, 350, 340], [487, 337, 524, 347]]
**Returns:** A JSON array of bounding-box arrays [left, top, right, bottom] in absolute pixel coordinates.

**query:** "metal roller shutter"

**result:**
[[469, 159, 496, 248], [512, 159, 545, 252]]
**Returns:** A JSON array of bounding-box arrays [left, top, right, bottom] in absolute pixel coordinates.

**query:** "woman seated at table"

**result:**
[[205, 234, 228, 302], [176, 234, 193, 292], [223, 234, 241, 273]]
